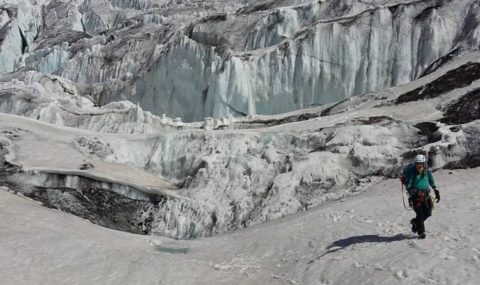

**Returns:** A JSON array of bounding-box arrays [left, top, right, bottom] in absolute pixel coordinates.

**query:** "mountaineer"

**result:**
[[401, 154, 440, 239]]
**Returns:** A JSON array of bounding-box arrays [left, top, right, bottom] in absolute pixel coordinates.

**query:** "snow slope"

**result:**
[[1, 168, 479, 285]]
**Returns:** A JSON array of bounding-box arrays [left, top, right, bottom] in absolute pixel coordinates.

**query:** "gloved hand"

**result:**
[[407, 188, 416, 196], [434, 189, 440, 203]]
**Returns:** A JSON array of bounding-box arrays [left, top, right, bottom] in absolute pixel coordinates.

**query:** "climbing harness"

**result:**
[[415, 192, 425, 209]]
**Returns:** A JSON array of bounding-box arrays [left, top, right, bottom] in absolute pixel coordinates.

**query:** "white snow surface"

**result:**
[[1, 168, 479, 285]]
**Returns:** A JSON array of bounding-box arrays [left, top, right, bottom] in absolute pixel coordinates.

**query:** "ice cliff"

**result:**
[[1, 0, 480, 121]]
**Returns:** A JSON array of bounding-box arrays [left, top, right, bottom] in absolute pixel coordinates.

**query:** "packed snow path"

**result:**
[[1, 168, 479, 285]]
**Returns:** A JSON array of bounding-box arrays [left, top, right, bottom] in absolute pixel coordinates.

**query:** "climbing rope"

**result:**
[[401, 179, 411, 210]]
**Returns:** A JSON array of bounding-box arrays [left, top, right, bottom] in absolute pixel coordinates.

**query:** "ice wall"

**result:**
[[2, 0, 479, 121], [0, 7, 23, 74], [134, 0, 473, 121], [0, 0, 49, 73], [69, 0, 480, 121], [19, 44, 70, 73], [0, 71, 202, 133]]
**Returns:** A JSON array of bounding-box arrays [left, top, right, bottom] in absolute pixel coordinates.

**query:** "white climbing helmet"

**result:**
[[414, 154, 426, 164]]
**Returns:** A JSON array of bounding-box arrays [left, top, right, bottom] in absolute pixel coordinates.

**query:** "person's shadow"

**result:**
[[307, 234, 414, 264]]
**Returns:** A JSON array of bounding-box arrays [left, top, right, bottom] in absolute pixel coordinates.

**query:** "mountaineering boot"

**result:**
[[418, 233, 426, 239], [410, 219, 417, 233]]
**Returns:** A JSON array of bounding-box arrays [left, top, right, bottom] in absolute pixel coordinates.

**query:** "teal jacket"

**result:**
[[403, 163, 436, 192]]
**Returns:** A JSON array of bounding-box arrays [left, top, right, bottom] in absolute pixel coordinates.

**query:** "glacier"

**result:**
[[1, 1, 480, 284], [0, 0, 479, 241], [1, 0, 480, 121]]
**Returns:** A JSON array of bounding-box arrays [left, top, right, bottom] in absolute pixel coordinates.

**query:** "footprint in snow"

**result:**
[[317, 279, 332, 285], [394, 270, 409, 280], [408, 240, 422, 249]]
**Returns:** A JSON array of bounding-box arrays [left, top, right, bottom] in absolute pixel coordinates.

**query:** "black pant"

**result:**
[[410, 192, 432, 234]]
